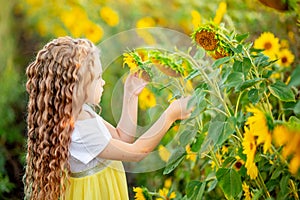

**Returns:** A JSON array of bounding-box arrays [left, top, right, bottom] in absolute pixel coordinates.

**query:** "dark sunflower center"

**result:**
[[235, 161, 243, 170], [195, 30, 218, 51], [281, 56, 288, 64], [264, 42, 272, 50]]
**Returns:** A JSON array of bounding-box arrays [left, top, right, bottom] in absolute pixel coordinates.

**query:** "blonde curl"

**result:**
[[24, 36, 99, 199]]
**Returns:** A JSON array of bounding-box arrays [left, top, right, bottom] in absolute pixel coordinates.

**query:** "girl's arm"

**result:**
[[98, 97, 192, 162], [104, 73, 147, 143]]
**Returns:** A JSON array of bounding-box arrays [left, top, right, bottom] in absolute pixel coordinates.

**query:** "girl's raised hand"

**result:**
[[124, 72, 148, 96], [166, 96, 193, 121]]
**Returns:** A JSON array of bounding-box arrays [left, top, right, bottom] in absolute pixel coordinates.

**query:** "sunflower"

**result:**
[[245, 160, 258, 179], [191, 9, 202, 28], [242, 126, 259, 179], [138, 88, 156, 110], [192, 23, 233, 59], [157, 188, 176, 200], [194, 30, 218, 51], [133, 187, 146, 200], [242, 182, 253, 200], [136, 17, 156, 45], [273, 125, 290, 146], [185, 144, 197, 162], [254, 32, 280, 59], [213, 1, 227, 25], [164, 178, 172, 189], [277, 48, 295, 67], [99, 6, 119, 27], [123, 53, 138, 71], [273, 125, 300, 174], [158, 145, 171, 162], [233, 156, 244, 171], [242, 126, 257, 167], [246, 106, 272, 154]]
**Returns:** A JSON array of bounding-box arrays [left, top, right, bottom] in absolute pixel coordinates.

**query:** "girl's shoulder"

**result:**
[[77, 104, 98, 121]]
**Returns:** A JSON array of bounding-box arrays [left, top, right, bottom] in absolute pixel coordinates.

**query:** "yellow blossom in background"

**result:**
[[136, 17, 156, 28], [60, 7, 103, 41], [157, 188, 176, 200], [164, 178, 172, 189], [167, 93, 175, 103], [270, 72, 281, 79], [100, 6, 119, 27], [289, 152, 300, 175], [136, 17, 156, 44], [191, 9, 201, 28], [276, 48, 295, 67], [53, 23, 67, 37], [288, 31, 295, 43], [158, 145, 171, 162], [273, 125, 300, 174], [138, 88, 156, 110], [254, 32, 280, 59], [37, 20, 47, 36], [213, 1, 227, 25], [246, 106, 272, 154], [133, 187, 146, 200], [84, 21, 104, 43], [210, 152, 223, 169], [185, 80, 194, 94], [185, 145, 197, 162], [25, 0, 43, 6], [273, 125, 290, 146], [60, 6, 90, 37], [221, 145, 228, 155], [242, 182, 253, 200], [280, 39, 289, 49], [234, 156, 244, 171], [24, 0, 43, 14]]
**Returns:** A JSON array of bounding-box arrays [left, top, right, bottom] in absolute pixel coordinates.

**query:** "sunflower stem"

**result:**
[[289, 179, 299, 200], [179, 52, 232, 117], [258, 172, 271, 198]]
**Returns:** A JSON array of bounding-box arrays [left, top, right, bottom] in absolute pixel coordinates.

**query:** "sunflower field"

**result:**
[[1, 0, 300, 199]]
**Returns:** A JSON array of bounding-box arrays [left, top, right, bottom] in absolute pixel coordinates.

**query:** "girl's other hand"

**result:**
[[166, 96, 193, 121], [124, 72, 148, 96]]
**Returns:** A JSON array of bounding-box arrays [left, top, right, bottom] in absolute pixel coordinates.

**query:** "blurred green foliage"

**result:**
[[0, 0, 26, 199]]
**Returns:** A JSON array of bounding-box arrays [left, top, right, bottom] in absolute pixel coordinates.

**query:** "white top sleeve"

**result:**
[[69, 106, 112, 165]]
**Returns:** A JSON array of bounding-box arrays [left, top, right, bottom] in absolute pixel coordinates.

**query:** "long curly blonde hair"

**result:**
[[24, 36, 99, 199]]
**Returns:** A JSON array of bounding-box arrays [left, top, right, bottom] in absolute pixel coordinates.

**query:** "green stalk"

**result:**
[[234, 91, 244, 118], [258, 172, 271, 198], [289, 179, 299, 200], [180, 52, 232, 117]]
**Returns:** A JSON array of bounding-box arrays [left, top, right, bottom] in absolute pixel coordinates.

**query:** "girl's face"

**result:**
[[87, 55, 105, 104]]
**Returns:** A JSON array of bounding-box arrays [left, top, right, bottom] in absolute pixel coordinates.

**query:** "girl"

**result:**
[[24, 36, 192, 200]]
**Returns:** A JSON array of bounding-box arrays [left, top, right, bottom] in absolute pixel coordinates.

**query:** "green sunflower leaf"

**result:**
[[223, 72, 244, 91], [268, 81, 295, 102], [216, 168, 242, 199], [212, 56, 232, 69], [248, 88, 260, 104], [288, 64, 300, 87], [186, 180, 206, 200], [163, 147, 185, 175], [235, 33, 249, 42]]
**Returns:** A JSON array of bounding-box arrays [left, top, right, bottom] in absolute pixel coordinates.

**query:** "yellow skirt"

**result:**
[[65, 161, 129, 200]]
